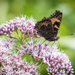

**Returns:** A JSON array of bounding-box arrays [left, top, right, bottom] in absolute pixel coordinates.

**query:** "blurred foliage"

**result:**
[[0, 0, 75, 74]]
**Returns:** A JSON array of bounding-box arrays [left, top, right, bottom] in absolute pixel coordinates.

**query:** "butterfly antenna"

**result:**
[[51, 41, 55, 47], [59, 30, 63, 35]]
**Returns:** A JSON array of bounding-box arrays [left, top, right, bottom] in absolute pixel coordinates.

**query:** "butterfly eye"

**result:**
[[54, 36, 59, 40]]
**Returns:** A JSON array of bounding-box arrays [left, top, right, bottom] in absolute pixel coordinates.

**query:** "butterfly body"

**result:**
[[34, 10, 62, 41]]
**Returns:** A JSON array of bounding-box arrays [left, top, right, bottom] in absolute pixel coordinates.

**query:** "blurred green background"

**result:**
[[0, 0, 75, 74]]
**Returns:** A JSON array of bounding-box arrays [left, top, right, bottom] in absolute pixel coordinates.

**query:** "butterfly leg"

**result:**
[[51, 41, 55, 47], [48, 41, 50, 45], [41, 39, 46, 45], [57, 40, 60, 48]]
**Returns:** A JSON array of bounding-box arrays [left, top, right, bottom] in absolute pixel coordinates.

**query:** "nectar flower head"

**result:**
[[43, 46, 74, 75], [22, 38, 74, 75], [0, 38, 39, 75], [0, 16, 40, 38], [0, 15, 74, 75]]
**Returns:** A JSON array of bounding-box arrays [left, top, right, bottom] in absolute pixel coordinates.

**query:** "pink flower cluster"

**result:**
[[0, 16, 40, 38], [44, 49, 73, 75], [0, 16, 74, 75], [0, 38, 39, 75], [22, 38, 74, 75]]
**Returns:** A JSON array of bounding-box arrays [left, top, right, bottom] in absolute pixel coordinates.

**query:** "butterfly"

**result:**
[[34, 10, 62, 41]]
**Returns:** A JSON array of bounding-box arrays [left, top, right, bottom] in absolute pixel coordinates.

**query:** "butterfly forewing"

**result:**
[[34, 10, 62, 41]]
